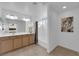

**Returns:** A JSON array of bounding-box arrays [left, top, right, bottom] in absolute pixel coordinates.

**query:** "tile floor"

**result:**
[[2, 44, 79, 56], [2, 44, 48, 56], [49, 46, 79, 56]]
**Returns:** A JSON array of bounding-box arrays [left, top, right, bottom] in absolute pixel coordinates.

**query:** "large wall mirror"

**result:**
[[0, 8, 35, 34]]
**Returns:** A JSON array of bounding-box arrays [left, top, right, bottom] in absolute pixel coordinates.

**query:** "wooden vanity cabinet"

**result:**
[[0, 34, 34, 54], [13, 35, 23, 49], [22, 35, 29, 46], [22, 34, 34, 46], [0, 40, 1, 53], [0, 37, 13, 54], [28, 34, 34, 44]]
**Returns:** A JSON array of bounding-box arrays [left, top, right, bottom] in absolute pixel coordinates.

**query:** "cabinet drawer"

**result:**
[[0, 37, 9, 41]]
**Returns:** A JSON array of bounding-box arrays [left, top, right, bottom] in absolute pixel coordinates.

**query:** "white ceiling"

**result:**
[[0, 2, 79, 11], [0, 2, 48, 15], [49, 2, 79, 13], [0, 2, 48, 22], [0, 2, 79, 16]]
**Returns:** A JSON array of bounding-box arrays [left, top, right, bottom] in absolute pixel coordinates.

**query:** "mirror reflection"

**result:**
[[0, 9, 35, 34]]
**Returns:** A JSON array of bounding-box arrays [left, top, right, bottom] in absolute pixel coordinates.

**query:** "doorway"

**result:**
[[37, 18, 48, 48]]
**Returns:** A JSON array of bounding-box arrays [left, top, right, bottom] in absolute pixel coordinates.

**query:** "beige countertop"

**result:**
[[0, 32, 34, 37]]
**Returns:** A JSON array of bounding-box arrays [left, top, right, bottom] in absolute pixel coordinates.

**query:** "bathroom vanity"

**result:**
[[0, 8, 36, 55], [0, 33, 35, 54]]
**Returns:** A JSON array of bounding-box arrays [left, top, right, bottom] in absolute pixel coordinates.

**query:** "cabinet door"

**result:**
[[29, 35, 34, 44], [0, 40, 1, 54], [13, 36, 22, 49], [0, 38, 13, 54], [23, 35, 29, 46]]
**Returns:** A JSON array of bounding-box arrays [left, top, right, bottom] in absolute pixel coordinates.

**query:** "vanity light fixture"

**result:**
[[6, 14, 18, 19], [13, 16, 18, 19], [22, 18, 30, 22], [6, 14, 10, 18]]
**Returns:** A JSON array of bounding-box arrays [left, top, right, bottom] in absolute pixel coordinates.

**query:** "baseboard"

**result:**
[[38, 40, 48, 49], [47, 44, 58, 53], [38, 40, 58, 53], [59, 43, 79, 53], [38, 40, 79, 54]]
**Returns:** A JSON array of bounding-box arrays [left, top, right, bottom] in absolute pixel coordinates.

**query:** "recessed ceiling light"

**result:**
[[22, 18, 30, 22], [62, 6, 67, 9]]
